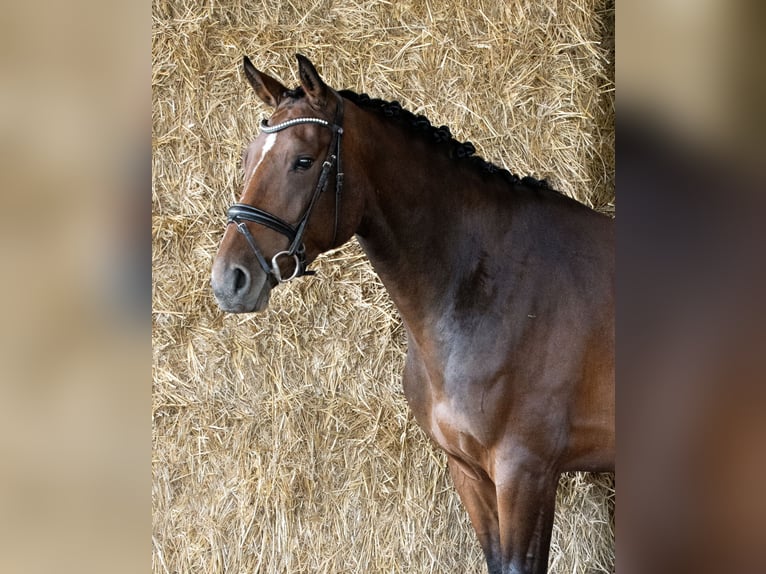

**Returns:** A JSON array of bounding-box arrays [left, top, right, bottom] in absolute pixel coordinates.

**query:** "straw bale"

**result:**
[[153, 0, 614, 572]]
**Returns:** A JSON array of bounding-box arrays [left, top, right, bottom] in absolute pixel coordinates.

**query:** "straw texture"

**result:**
[[153, 0, 614, 572]]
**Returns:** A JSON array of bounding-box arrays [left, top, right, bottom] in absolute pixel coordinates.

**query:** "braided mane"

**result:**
[[338, 90, 552, 191]]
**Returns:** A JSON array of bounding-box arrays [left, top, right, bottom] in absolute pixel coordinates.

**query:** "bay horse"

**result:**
[[211, 54, 614, 574]]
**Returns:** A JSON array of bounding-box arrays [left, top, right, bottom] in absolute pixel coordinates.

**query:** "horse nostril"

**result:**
[[232, 265, 250, 294]]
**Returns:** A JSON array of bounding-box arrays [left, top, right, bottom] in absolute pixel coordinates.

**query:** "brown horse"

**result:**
[[211, 54, 614, 574]]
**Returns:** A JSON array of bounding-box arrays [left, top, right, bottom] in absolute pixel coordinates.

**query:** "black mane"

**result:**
[[338, 89, 552, 191]]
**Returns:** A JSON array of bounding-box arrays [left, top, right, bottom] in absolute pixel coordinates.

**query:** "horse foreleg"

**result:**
[[525, 478, 558, 574], [495, 465, 558, 574], [447, 456, 503, 574]]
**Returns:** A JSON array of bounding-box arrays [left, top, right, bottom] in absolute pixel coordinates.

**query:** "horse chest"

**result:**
[[402, 351, 493, 477]]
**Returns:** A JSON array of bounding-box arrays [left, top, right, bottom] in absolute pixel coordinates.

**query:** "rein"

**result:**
[[226, 94, 345, 285]]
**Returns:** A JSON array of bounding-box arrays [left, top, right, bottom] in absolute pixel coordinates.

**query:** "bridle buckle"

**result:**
[[323, 154, 336, 169]]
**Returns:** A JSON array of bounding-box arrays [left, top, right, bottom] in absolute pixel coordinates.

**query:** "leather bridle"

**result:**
[[226, 94, 345, 285]]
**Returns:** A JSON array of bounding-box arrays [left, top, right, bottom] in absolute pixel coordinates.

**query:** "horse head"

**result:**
[[212, 55, 362, 312]]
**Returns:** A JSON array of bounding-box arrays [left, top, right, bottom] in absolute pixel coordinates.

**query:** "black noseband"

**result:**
[[225, 94, 345, 284], [227, 203, 298, 243]]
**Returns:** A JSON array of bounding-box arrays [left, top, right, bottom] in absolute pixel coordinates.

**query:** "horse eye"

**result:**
[[294, 157, 314, 171]]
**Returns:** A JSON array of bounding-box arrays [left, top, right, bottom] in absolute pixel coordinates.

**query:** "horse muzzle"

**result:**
[[211, 258, 274, 313]]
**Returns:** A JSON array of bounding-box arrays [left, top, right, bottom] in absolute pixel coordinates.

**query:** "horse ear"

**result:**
[[296, 53, 327, 108], [243, 55, 286, 108]]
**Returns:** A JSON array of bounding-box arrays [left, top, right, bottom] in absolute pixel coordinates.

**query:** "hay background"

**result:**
[[152, 0, 614, 572]]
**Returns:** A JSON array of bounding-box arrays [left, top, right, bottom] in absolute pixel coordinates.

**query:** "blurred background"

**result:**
[[0, 2, 148, 573], [0, 0, 762, 573], [619, 1, 765, 573]]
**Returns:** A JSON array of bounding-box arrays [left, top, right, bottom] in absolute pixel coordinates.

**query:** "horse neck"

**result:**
[[345, 105, 509, 331]]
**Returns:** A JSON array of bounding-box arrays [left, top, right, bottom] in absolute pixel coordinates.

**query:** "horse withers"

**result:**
[[211, 54, 614, 574]]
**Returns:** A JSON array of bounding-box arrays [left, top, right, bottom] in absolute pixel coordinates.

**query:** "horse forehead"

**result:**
[[260, 127, 323, 162], [243, 132, 278, 190]]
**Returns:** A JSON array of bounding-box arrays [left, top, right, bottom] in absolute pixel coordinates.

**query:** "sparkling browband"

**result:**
[[260, 117, 331, 133]]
